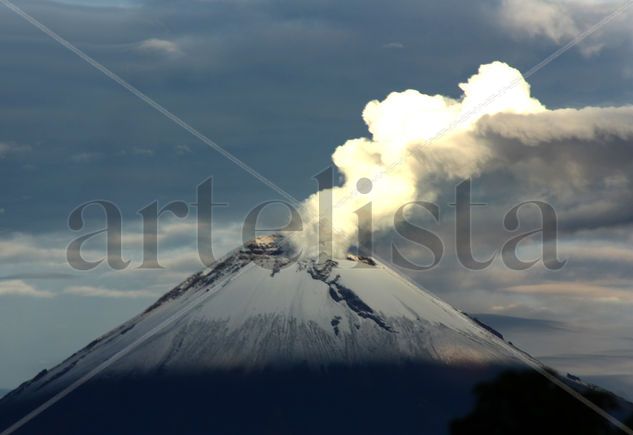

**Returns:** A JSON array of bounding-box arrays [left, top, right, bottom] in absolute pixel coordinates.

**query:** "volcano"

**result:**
[[0, 235, 631, 435]]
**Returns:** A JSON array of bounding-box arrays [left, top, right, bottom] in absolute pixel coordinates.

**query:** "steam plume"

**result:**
[[290, 61, 633, 257]]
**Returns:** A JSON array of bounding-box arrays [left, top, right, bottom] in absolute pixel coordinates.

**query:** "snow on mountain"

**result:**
[[0, 235, 630, 435], [5, 235, 520, 395]]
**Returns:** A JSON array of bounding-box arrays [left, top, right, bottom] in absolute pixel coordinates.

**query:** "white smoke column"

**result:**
[[292, 61, 545, 256]]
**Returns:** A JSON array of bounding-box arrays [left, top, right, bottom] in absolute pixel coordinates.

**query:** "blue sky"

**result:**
[[1, 0, 633, 400]]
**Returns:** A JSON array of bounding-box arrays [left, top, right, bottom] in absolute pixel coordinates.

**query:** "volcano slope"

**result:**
[[0, 236, 631, 435]]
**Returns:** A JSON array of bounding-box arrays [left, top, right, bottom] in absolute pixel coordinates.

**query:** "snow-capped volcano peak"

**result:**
[[6, 234, 520, 393], [2, 234, 631, 435], [243, 233, 291, 255]]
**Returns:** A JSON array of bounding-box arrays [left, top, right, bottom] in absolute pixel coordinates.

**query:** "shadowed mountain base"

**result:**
[[1, 240, 631, 434], [1, 364, 631, 435], [0, 363, 506, 435], [451, 370, 633, 435]]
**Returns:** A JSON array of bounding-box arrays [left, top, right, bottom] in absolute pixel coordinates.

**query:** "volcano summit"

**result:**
[[0, 235, 630, 434]]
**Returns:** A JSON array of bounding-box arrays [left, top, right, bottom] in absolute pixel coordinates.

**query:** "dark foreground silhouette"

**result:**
[[0, 363, 505, 435], [451, 370, 633, 435], [0, 364, 631, 435]]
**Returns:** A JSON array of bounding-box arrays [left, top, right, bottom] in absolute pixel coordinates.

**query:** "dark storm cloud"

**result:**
[[1, 0, 632, 235], [468, 109, 633, 233]]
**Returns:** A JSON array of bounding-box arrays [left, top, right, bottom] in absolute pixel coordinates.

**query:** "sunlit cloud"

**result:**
[[497, 0, 628, 56], [0, 280, 54, 298], [63, 286, 156, 298], [505, 281, 633, 303], [137, 38, 182, 56]]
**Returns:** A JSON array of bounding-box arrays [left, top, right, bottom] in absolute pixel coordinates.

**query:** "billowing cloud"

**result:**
[[293, 61, 633, 255], [476, 106, 633, 144], [295, 61, 545, 254]]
